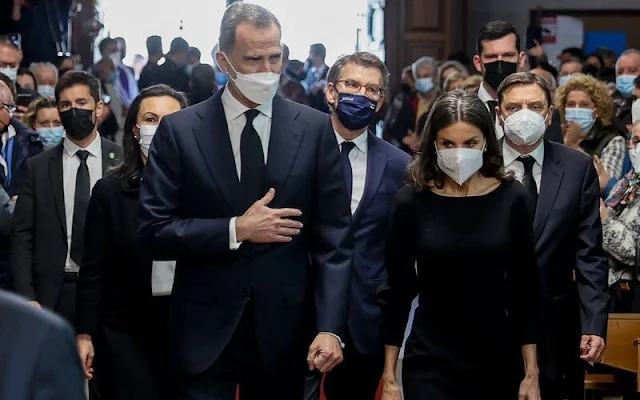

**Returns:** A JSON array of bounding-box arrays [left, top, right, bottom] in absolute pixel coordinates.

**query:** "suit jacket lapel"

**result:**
[[100, 139, 120, 176], [48, 145, 67, 235], [265, 96, 304, 193], [353, 132, 386, 222], [192, 91, 244, 216], [534, 141, 564, 240]]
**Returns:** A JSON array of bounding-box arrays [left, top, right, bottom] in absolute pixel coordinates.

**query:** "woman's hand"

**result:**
[[518, 373, 541, 400], [381, 378, 403, 400], [600, 199, 609, 221], [76, 334, 95, 380], [562, 121, 585, 149], [593, 156, 611, 193]]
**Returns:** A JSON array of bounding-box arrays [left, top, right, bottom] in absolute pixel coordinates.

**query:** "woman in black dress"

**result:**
[[75, 84, 187, 399], [379, 90, 540, 400]]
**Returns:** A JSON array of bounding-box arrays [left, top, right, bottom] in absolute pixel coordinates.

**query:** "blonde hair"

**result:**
[[443, 72, 464, 92], [22, 96, 58, 129], [460, 75, 483, 92], [554, 73, 614, 126]]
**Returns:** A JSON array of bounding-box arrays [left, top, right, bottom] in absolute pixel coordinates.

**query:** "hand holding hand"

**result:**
[[76, 334, 95, 380], [306, 333, 343, 373], [235, 188, 303, 244], [580, 335, 606, 362]]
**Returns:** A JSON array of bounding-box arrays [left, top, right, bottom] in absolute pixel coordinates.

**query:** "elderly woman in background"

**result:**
[[22, 96, 64, 150], [411, 57, 439, 142], [555, 74, 626, 183], [601, 121, 640, 313], [436, 60, 469, 91], [442, 72, 465, 92], [460, 75, 483, 93]]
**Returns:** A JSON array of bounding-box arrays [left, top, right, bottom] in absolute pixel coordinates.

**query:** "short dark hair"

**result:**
[[0, 72, 15, 99], [98, 37, 117, 55], [408, 90, 511, 191], [169, 37, 189, 55], [310, 43, 326, 60], [497, 72, 552, 108], [17, 68, 38, 90], [219, 2, 281, 53], [561, 47, 585, 61], [190, 64, 216, 94], [54, 71, 101, 105], [146, 35, 163, 55], [476, 21, 520, 55], [327, 52, 389, 89], [282, 44, 290, 61], [187, 47, 201, 60], [119, 84, 188, 188], [586, 52, 605, 69]]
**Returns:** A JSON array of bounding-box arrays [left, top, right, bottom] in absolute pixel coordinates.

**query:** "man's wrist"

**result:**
[[319, 332, 345, 348], [235, 216, 247, 242]]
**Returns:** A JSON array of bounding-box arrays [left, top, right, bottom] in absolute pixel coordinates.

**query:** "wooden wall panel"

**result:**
[[385, 0, 467, 96]]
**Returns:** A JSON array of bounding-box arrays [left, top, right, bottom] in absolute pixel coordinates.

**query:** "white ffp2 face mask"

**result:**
[[632, 98, 640, 125], [436, 144, 485, 186], [137, 124, 158, 157], [502, 109, 548, 146], [221, 52, 280, 105]]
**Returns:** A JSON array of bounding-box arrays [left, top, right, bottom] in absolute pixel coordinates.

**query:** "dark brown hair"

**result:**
[[327, 52, 389, 89], [497, 71, 551, 107], [407, 89, 510, 191]]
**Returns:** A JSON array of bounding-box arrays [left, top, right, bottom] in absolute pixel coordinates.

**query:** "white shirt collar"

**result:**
[[502, 139, 545, 167], [63, 133, 102, 158], [221, 85, 273, 120], [334, 130, 368, 155], [477, 83, 497, 103]]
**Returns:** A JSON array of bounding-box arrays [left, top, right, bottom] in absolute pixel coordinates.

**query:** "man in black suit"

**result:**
[[0, 289, 85, 400], [11, 71, 122, 323], [137, 3, 353, 400], [496, 72, 610, 400]]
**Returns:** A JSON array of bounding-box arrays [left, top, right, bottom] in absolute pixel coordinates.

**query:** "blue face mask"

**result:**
[[565, 107, 595, 132], [558, 74, 574, 87], [215, 72, 228, 86], [616, 74, 637, 96], [37, 85, 55, 98], [415, 77, 434, 93], [334, 92, 377, 131], [36, 126, 65, 147]]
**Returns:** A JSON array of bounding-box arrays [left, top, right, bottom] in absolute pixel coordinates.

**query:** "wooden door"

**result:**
[[385, 0, 467, 96]]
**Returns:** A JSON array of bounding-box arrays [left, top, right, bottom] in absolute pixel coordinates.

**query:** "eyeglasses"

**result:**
[[1, 104, 16, 114], [335, 79, 384, 100]]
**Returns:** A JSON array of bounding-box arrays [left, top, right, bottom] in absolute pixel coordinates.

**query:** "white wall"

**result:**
[[467, 0, 640, 56]]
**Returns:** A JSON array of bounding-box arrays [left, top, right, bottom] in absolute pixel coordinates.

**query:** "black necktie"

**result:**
[[487, 100, 498, 122], [240, 109, 265, 207], [70, 150, 90, 265], [517, 156, 538, 212], [340, 141, 355, 203]]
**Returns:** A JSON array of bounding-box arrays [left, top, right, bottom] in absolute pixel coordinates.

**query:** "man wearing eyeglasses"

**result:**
[[305, 52, 410, 400], [0, 72, 41, 291]]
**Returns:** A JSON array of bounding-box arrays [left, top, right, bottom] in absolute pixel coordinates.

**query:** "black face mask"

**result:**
[[60, 107, 96, 141], [483, 60, 518, 92]]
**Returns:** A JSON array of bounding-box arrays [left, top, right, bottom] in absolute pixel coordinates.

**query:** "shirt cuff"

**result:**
[[229, 217, 243, 250], [319, 332, 345, 349]]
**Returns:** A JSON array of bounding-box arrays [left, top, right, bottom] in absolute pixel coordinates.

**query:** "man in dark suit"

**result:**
[[11, 71, 122, 323], [304, 52, 410, 400], [496, 72, 610, 400], [0, 289, 85, 400], [137, 3, 353, 399]]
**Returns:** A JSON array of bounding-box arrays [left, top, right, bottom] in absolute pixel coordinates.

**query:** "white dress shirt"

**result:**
[[0, 125, 17, 175], [335, 131, 368, 214], [502, 140, 544, 193], [63, 135, 103, 272], [223, 87, 273, 250], [477, 83, 504, 140], [151, 261, 176, 296]]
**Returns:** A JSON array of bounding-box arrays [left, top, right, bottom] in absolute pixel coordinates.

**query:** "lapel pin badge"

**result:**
[[109, 152, 116, 160]]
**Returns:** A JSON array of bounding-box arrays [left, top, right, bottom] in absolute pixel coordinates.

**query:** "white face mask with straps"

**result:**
[[221, 52, 280, 105], [435, 141, 486, 186], [137, 124, 158, 157], [502, 109, 548, 146]]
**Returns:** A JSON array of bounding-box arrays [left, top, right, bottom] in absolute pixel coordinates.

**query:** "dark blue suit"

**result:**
[[322, 132, 410, 400], [533, 141, 609, 400], [137, 90, 353, 399], [0, 290, 85, 400]]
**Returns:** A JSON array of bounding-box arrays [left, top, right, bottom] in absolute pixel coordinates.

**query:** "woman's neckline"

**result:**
[[427, 179, 506, 199]]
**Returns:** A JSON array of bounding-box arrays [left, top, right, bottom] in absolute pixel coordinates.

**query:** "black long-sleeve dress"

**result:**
[[378, 179, 538, 400]]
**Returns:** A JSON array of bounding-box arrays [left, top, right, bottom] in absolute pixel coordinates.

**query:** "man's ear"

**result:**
[[473, 54, 483, 74], [325, 82, 337, 107], [375, 95, 385, 112], [95, 100, 104, 119]]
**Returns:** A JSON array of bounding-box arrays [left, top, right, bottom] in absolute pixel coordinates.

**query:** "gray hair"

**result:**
[[437, 60, 469, 89], [29, 62, 59, 80], [327, 52, 389, 89], [219, 2, 281, 53], [616, 49, 640, 71], [412, 56, 437, 78]]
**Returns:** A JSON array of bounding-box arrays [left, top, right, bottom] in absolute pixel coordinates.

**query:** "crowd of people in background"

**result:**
[[1, 2, 640, 399]]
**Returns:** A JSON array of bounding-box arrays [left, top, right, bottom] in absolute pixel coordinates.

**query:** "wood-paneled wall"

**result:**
[[385, 0, 468, 96]]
